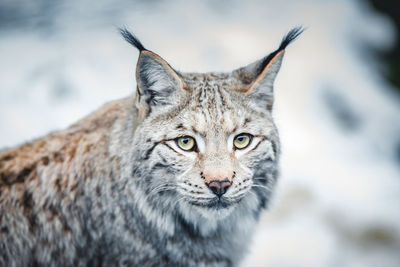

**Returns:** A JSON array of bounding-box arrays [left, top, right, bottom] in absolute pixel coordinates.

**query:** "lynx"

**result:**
[[0, 27, 302, 266]]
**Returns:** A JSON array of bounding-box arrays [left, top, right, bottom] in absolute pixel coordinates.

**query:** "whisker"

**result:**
[[176, 168, 193, 181], [247, 190, 258, 199], [253, 178, 272, 185], [171, 196, 186, 208], [148, 186, 176, 197], [238, 162, 253, 177], [254, 177, 268, 181], [148, 183, 176, 195], [144, 184, 177, 202], [251, 184, 272, 191], [229, 186, 251, 198]]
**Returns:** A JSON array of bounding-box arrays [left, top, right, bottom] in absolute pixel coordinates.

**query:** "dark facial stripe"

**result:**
[[190, 126, 206, 137], [156, 152, 168, 164], [175, 123, 186, 131], [143, 141, 161, 160], [250, 138, 264, 153], [163, 143, 184, 156], [249, 137, 276, 161], [243, 118, 251, 126], [271, 140, 278, 155], [143, 137, 175, 160]]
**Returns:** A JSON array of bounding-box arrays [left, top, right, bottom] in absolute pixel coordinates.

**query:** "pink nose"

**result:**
[[206, 179, 232, 197]]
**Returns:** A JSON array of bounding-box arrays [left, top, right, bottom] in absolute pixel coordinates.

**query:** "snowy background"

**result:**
[[1, 0, 400, 266]]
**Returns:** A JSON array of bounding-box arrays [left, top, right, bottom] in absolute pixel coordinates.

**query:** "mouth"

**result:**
[[188, 197, 241, 209]]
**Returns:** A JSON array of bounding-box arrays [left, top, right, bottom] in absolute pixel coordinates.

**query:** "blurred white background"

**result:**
[[1, 0, 400, 266]]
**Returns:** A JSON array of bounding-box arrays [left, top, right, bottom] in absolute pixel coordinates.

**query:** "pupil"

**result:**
[[181, 137, 192, 146]]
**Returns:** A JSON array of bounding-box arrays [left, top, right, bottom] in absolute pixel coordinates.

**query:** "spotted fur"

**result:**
[[0, 27, 302, 266]]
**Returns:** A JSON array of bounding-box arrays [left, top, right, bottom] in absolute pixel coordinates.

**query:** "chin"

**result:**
[[187, 197, 244, 220]]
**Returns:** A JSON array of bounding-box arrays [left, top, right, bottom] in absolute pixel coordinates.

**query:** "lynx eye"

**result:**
[[175, 136, 196, 151], [233, 133, 253, 150]]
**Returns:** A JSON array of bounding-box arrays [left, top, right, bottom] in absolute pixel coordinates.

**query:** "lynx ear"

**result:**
[[233, 27, 304, 110], [120, 28, 185, 118], [136, 51, 184, 111]]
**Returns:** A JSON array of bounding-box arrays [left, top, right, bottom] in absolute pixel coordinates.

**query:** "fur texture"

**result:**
[[0, 27, 302, 266]]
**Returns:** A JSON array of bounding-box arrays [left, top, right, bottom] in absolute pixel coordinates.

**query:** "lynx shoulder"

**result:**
[[0, 27, 302, 266]]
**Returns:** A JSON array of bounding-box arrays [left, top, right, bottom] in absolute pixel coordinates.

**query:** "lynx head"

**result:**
[[121, 28, 303, 224]]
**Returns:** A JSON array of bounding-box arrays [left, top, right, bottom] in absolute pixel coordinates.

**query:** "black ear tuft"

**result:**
[[278, 26, 305, 51], [255, 26, 304, 76], [119, 28, 146, 51], [233, 26, 304, 110]]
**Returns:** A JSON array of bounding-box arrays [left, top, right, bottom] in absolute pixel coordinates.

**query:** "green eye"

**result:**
[[176, 136, 196, 151], [233, 133, 252, 149]]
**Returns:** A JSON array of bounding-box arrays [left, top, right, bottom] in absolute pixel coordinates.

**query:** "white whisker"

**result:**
[[176, 167, 193, 181], [251, 184, 272, 191], [229, 186, 251, 199], [247, 190, 258, 199], [238, 162, 253, 177], [171, 196, 186, 208], [254, 177, 269, 181], [144, 184, 177, 202]]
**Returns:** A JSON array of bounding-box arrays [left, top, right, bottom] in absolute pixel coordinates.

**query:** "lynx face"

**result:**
[[134, 80, 279, 220], [122, 28, 302, 221]]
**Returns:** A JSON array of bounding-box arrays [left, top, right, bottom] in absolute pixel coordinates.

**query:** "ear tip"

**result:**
[[119, 27, 146, 52], [278, 26, 305, 51]]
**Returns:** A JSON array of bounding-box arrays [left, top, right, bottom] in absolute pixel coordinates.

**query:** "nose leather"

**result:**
[[207, 179, 232, 197]]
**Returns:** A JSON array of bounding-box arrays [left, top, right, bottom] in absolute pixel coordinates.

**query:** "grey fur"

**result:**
[[0, 28, 301, 266]]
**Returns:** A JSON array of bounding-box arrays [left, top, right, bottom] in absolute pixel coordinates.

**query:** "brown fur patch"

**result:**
[[53, 152, 64, 163], [54, 175, 62, 191], [41, 156, 50, 166], [0, 164, 36, 186], [1, 154, 14, 161]]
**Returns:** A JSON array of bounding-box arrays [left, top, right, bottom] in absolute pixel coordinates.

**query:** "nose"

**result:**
[[206, 179, 232, 198]]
